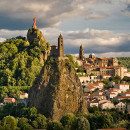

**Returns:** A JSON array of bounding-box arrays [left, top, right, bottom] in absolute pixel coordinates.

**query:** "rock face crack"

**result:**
[[29, 58, 88, 120]]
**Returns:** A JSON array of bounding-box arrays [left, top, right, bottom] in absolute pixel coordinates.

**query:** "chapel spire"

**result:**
[[79, 44, 85, 60]]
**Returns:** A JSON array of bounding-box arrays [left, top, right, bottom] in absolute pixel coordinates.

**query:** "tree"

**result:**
[[21, 123, 33, 130], [0, 37, 48, 86], [2, 116, 17, 130], [90, 73, 96, 76], [28, 107, 37, 119], [65, 54, 79, 68], [33, 114, 47, 129], [72, 116, 90, 130], [60, 113, 76, 130], [101, 113, 113, 128], [87, 113, 113, 129], [88, 106, 99, 113], [32, 120, 38, 129], [77, 67, 84, 73], [47, 120, 64, 130], [17, 117, 33, 130], [17, 117, 28, 129]]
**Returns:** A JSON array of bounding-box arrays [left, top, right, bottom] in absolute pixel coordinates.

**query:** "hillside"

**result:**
[[118, 57, 130, 72], [0, 28, 50, 86]]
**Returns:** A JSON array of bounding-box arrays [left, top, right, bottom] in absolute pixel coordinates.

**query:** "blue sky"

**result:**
[[0, 0, 130, 57]]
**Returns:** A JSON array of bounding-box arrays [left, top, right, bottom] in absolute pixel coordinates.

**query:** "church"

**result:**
[[50, 34, 64, 58]]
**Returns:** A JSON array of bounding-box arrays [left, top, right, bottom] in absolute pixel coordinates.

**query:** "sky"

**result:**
[[0, 0, 130, 57]]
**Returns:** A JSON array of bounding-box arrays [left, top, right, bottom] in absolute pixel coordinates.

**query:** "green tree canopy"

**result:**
[[47, 120, 64, 130], [2, 116, 17, 130], [60, 113, 76, 130], [72, 116, 90, 130]]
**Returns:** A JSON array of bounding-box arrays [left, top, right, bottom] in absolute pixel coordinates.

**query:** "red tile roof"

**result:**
[[88, 86, 95, 89], [117, 96, 130, 99], [123, 91, 130, 94], [4, 98, 15, 100], [98, 58, 112, 60]]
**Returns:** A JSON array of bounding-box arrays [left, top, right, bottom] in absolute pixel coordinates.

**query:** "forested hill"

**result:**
[[117, 57, 130, 72], [0, 36, 50, 86]]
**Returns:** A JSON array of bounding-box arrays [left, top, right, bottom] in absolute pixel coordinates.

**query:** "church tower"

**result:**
[[79, 44, 85, 60], [58, 34, 64, 57]]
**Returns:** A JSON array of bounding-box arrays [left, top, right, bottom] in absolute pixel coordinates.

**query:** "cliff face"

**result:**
[[29, 58, 87, 120]]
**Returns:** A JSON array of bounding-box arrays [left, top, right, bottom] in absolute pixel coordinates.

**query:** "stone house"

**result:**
[[94, 91, 103, 95], [114, 84, 129, 92], [4, 98, 15, 104], [122, 91, 130, 96], [114, 96, 130, 101], [109, 88, 122, 94], [79, 76, 90, 83], [19, 93, 28, 99], [115, 102, 126, 111], [89, 94, 106, 100], [84, 83, 98, 92], [106, 92, 117, 99], [88, 100, 99, 107], [94, 81, 104, 89], [109, 81, 115, 86], [98, 99, 111, 105], [99, 102, 115, 109], [0, 103, 4, 108], [85, 86, 96, 92]]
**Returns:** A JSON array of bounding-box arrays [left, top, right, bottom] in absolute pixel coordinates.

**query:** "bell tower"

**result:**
[[58, 34, 64, 57], [79, 44, 85, 60]]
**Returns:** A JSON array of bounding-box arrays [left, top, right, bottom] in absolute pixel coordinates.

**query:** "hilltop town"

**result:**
[[0, 18, 129, 129]]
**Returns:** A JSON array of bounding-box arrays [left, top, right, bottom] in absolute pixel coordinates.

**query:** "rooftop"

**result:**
[[116, 84, 129, 85], [117, 96, 130, 99], [4, 98, 15, 100], [98, 58, 113, 60], [51, 45, 58, 47]]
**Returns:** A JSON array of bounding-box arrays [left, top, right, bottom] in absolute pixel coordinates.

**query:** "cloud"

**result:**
[[122, 4, 130, 16], [0, 0, 112, 30], [73, 52, 130, 58], [0, 29, 27, 39], [0, 27, 130, 57], [0, 37, 6, 42]]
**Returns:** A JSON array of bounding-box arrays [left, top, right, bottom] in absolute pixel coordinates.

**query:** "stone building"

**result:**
[[50, 34, 64, 58], [89, 53, 96, 59], [82, 54, 126, 79], [79, 44, 85, 60], [95, 58, 118, 67], [83, 66, 126, 79]]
